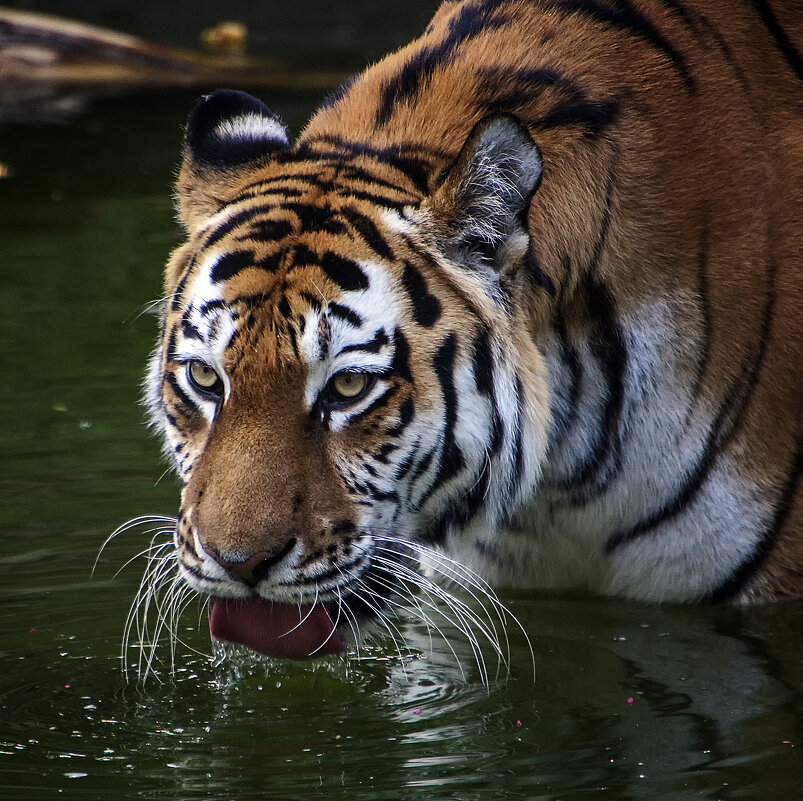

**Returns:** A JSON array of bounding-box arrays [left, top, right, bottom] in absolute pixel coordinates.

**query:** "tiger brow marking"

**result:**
[[328, 302, 363, 328], [338, 328, 389, 356], [180, 317, 203, 342]]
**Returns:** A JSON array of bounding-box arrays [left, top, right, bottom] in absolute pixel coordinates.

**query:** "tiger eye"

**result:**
[[187, 360, 222, 392], [331, 371, 368, 400]]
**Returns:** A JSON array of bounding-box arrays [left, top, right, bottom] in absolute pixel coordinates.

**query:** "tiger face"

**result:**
[[147, 91, 550, 658]]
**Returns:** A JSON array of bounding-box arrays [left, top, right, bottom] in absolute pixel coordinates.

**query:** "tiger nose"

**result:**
[[203, 537, 297, 586]]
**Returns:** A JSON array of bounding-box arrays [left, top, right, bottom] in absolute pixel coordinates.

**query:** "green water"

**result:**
[[2, 18, 803, 800]]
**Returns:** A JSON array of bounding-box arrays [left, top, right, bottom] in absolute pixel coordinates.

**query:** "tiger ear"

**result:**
[[176, 90, 290, 233], [428, 114, 542, 285]]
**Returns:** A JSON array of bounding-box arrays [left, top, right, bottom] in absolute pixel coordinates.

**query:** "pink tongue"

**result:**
[[209, 597, 346, 659]]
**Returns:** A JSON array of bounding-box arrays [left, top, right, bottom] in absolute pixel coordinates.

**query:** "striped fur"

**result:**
[[144, 0, 802, 654]]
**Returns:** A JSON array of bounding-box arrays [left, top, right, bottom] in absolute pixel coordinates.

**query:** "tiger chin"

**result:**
[[135, 0, 802, 666]]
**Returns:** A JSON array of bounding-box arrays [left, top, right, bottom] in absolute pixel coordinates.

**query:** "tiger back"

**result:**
[[145, 0, 803, 661]]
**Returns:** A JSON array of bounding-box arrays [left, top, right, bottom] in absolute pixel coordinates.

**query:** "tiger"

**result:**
[[141, 0, 803, 663]]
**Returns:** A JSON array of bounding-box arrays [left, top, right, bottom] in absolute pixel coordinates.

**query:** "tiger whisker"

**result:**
[[370, 550, 508, 672], [93, 514, 176, 577], [355, 570, 468, 682], [365, 551, 509, 684]]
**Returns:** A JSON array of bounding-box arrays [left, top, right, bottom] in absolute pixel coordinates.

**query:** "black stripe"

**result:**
[[373, 442, 398, 464], [400, 262, 442, 327], [277, 295, 292, 319], [287, 324, 300, 358], [298, 134, 440, 196], [299, 291, 322, 312], [340, 165, 421, 199], [524, 251, 557, 295], [424, 464, 492, 545], [165, 327, 178, 361], [471, 325, 503, 456], [605, 360, 763, 555], [471, 325, 494, 395], [338, 328, 389, 355], [344, 189, 415, 210], [210, 249, 254, 283], [391, 328, 413, 382], [654, 0, 703, 38], [410, 447, 436, 483], [386, 396, 415, 437], [687, 222, 713, 412], [349, 385, 399, 425], [533, 99, 620, 140], [540, 0, 695, 92], [706, 444, 803, 604], [551, 315, 582, 448], [512, 375, 525, 482], [170, 254, 196, 311], [428, 333, 466, 493], [239, 218, 293, 243], [165, 371, 198, 414], [376, 0, 512, 126], [319, 252, 369, 292], [477, 65, 620, 139], [328, 302, 363, 327], [476, 65, 587, 107], [558, 275, 627, 503], [199, 298, 227, 317], [395, 445, 419, 480], [607, 271, 779, 554], [227, 185, 305, 205], [282, 202, 346, 234], [203, 206, 264, 250], [339, 206, 395, 262], [181, 317, 203, 342], [547, 178, 627, 501], [751, 0, 803, 82], [364, 481, 400, 503]]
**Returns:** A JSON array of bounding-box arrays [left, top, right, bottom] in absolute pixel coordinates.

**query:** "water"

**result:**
[[2, 7, 803, 800]]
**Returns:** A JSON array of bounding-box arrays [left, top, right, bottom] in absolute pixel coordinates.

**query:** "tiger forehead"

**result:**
[[190, 190, 415, 302]]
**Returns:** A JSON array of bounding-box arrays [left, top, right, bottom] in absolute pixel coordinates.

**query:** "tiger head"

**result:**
[[147, 90, 550, 659]]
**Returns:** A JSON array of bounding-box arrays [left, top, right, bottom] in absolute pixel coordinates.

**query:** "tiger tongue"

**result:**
[[209, 597, 346, 659]]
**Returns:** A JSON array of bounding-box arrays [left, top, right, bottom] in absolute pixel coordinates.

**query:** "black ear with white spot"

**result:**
[[185, 89, 290, 168], [176, 91, 291, 233], [430, 114, 542, 282]]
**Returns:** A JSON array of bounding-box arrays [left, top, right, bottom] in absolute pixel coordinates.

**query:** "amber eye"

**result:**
[[186, 360, 224, 397], [329, 371, 370, 402]]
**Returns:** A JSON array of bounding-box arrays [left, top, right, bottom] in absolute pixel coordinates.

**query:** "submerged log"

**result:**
[[0, 8, 342, 89], [0, 8, 345, 121]]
